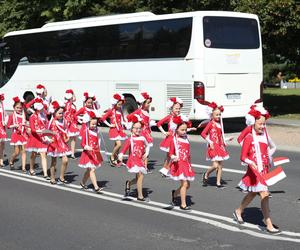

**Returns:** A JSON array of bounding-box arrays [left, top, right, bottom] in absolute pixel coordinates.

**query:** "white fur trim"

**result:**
[[25, 147, 47, 153], [33, 103, 44, 111], [67, 131, 80, 137], [109, 135, 127, 141], [36, 88, 44, 94], [159, 167, 170, 176], [10, 141, 27, 146], [166, 100, 174, 109], [169, 173, 195, 181], [47, 151, 72, 157], [78, 163, 101, 169], [206, 155, 229, 161], [245, 114, 255, 126], [238, 181, 268, 192], [64, 93, 73, 100], [127, 165, 147, 174]]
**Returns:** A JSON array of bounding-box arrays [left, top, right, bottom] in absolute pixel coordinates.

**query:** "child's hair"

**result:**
[[13, 101, 23, 108]]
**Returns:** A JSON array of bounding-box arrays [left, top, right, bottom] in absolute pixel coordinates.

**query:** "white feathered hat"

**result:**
[[166, 97, 183, 109], [111, 93, 125, 105]]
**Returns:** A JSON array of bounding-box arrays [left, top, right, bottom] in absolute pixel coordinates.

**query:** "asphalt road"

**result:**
[[0, 129, 299, 249]]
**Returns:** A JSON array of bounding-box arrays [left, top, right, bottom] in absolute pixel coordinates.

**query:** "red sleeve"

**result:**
[[81, 128, 88, 148], [237, 126, 252, 145], [25, 99, 35, 109], [29, 115, 37, 133], [6, 114, 13, 129], [101, 109, 113, 121], [75, 107, 85, 117], [168, 136, 176, 158], [200, 121, 212, 140], [126, 109, 139, 121], [120, 138, 131, 155], [240, 134, 252, 163], [157, 115, 171, 127]]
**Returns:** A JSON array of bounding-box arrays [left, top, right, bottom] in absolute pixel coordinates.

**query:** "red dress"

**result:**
[[7, 112, 28, 145], [26, 112, 49, 152], [237, 126, 252, 145], [76, 106, 97, 139], [127, 108, 153, 146], [47, 119, 71, 157], [238, 132, 270, 192], [119, 135, 148, 174], [101, 108, 127, 140], [0, 106, 8, 142], [157, 114, 178, 152], [201, 120, 229, 161], [78, 127, 103, 169], [168, 135, 195, 181], [64, 101, 79, 137]]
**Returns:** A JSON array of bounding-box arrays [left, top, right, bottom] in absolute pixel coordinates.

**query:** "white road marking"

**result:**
[[1, 169, 299, 242]]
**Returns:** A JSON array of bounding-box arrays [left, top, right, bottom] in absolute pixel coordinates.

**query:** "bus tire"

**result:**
[[23, 91, 35, 103], [123, 96, 138, 116]]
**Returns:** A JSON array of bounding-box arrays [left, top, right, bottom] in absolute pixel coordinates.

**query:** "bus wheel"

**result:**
[[123, 96, 138, 116], [23, 91, 35, 103]]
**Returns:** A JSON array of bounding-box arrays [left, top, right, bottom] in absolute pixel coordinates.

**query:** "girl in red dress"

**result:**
[[169, 115, 195, 211], [233, 108, 280, 234], [78, 111, 103, 193], [102, 94, 127, 167], [76, 92, 100, 140], [47, 101, 71, 184], [157, 97, 183, 177], [127, 92, 155, 172], [0, 93, 8, 167], [118, 114, 150, 201], [64, 89, 80, 158], [201, 102, 232, 189], [7, 97, 28, 172], [26, 97, 51, 178]]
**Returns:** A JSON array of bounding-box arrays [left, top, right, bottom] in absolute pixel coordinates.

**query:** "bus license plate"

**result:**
[[226, 93, 241, 100]]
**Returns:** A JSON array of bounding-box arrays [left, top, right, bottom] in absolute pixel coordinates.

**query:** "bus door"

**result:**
[[0, 42, 11, 88]]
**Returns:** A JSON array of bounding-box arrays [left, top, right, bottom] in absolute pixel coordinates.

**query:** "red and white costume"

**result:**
[[0, 95, 8, 142], [127, 108, 154, 146], [168, 134, 195, 181], [64, 100, 80, 137], [102, 107, 127, 140], [239, 130, 271, 192], [78, 126, 103, 169], [47, 117, 71, 157], [25, 84, 51, 115], [157, 114, 178, 152], [7, 111, 28, 145], [119, 135, 149, 175], [201, 120, 229, 161], [26, 112, 49, 152]]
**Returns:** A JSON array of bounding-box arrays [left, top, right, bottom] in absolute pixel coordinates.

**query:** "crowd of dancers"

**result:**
[[0, 84, 282, 234]]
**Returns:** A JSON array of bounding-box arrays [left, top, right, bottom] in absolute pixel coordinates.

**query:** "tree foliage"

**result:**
[[0, 0, 299, 73]]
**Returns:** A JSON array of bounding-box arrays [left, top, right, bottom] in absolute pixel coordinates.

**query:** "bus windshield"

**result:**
[[0, 43, 12, 87], [203, 16, 260, 49]]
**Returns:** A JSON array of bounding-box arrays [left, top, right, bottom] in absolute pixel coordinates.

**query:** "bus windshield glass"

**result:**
[[203, 16, 260, 49], [0, 43, 12, 87]]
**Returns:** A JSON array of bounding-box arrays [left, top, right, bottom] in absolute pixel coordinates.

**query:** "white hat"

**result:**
[[33, 97, 44, 111], [166, 97, 183, 108], [64, 89, 74, 100], [36, 84, 46, 94], [111, 93, 125, 105]]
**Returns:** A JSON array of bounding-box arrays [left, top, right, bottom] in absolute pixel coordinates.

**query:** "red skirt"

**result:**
[[0, 125, 8, 142], [159, 135, 172, 152], [108, 127, 127, 141], [206, 143, 229, 161], [26, 133, 49, 152], [169, 161, 195, 181], [79, 150, 103, 169], [67, 121, 80, 137], [126, 156, 147, 174], [47, 139, 71, 157], [10, 132, 28, 145]]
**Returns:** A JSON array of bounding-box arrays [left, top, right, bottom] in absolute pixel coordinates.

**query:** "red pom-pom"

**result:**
[[13, 96, 20, 103]]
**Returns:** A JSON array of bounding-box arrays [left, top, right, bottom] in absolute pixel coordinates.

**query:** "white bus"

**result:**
[[0, 11, 262, 119]]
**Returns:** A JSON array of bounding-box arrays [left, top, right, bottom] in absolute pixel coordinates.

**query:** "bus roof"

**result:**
[[4, 11, 258, 38]]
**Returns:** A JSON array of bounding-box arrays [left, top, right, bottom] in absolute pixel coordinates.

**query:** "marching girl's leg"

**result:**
[[59, 155, 68, 183], [69, 137, 76, 158], [234, 192, 256, 223], [29, 152, 37, 175], [203, 161, 218, 186], [136, 172, 144, 200], [80, 169, 90, 188], [111, 140, 122, 165], [9, 145, 20, 170], [216, 161, 224, 188], [50, 157, 57, 184], [0, 141, 4, 167], [20, 145, 26, 173], [40, 152, 49, 179]]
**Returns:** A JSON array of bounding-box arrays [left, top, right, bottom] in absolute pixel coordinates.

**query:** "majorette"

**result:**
[[64, 89, 80, 137], [7, 96, 28, 145]]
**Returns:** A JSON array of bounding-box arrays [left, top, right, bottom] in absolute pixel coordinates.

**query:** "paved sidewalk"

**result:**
[[268, 118, 300, 128]]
